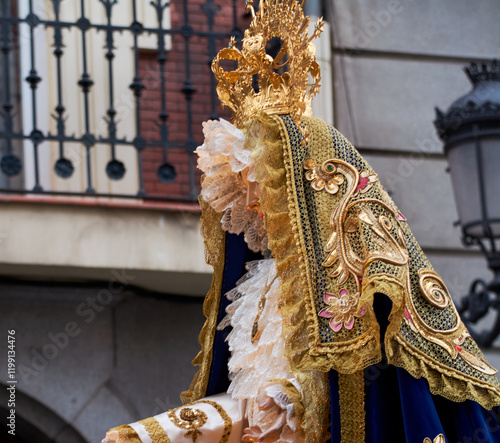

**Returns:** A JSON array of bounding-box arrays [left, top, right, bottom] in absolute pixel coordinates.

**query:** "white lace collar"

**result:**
[[196, 119, 268, 253]]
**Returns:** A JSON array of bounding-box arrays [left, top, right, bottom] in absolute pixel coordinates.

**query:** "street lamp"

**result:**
[[434, 60, 500, 347]]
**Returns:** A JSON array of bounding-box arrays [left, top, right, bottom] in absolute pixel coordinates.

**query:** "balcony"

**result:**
[[0, 0, 251, 296]]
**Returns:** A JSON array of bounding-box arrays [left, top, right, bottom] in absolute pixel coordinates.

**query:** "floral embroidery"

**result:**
[[304, 157, 345, 194], [319, 289, 366, 332], [354, 169, 377, 194]]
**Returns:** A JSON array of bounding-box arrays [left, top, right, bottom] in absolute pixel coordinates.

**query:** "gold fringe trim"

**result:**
[[338, 371, 365, 443], [181, 197, 226, 404]]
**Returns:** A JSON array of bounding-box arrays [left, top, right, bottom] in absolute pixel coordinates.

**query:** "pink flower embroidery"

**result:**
[[319, 289, 366, 332]]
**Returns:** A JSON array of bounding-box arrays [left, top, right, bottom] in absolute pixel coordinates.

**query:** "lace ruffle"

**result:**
[[218, 259, 293, 398], [218, 258, 302, 442], [196, 119, 268, 253]]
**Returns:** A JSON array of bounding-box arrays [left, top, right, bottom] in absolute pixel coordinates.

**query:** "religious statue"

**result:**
[[103, 1, 500, 441]]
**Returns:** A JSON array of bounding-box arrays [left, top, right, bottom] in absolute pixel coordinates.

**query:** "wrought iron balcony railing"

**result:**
[[0, 0, 245, 201]]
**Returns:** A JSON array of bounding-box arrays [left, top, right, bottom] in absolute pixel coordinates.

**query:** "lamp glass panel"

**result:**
[[481, 137, 500, 237], [447, 140, 483, 237]]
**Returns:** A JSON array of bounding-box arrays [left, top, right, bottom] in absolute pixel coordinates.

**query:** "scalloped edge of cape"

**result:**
[[181, 196, 226, 405]]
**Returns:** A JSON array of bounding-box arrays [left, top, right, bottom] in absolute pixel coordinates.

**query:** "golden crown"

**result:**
[[212, 0, 324, 135]]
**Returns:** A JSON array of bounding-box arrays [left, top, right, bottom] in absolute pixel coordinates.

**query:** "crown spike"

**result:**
[[245, 0, 256, 18]]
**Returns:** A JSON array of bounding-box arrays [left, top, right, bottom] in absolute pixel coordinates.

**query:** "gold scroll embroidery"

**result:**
[[419, 269, 451, 309], [405, 269, 496, 375], [305, 157, 408, 291], [139, 417, 172, 443]]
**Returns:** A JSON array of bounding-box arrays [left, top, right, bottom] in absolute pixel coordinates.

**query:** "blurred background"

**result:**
[[0, 0, 498, 441]]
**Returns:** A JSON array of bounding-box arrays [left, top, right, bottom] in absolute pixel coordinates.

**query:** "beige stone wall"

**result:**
[[0, 282, 205, 442], [0, 198, 210, 296]]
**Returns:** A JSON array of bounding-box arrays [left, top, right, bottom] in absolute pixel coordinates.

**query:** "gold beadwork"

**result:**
[[139, 417, 172, 443], [212, 0, 323, 142]]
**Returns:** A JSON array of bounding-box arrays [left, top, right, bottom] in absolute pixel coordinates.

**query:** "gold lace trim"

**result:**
[[389, 333, 500, 409], [246, 114, 314, 371], [363, 271, 500, 410], [139, 417, 172, 443], [338, 371, 365, 443], [181, 197, 226, 404], [197, 400, 232, 443], [247, 114, 334, 441]]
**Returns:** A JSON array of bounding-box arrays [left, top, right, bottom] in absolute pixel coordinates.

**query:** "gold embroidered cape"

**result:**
[[184, 114, 500, 422]]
